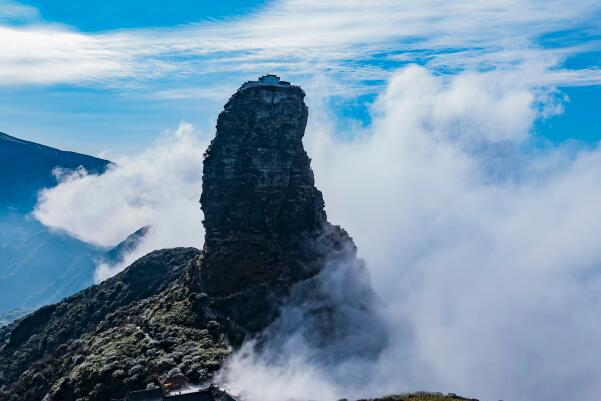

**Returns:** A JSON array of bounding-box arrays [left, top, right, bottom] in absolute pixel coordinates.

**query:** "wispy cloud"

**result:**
[[34, 123, 209, 280], [0, 25, 135, 85], [0, 0, 38, 23], [0, 0, 599, 92]]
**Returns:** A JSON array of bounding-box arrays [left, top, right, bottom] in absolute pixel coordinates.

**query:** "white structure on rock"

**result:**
[[238, 74, 294, 92]]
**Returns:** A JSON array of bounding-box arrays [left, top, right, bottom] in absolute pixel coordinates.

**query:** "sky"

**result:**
[[5, 1, 601, 401], [0, 0, 600, 155]]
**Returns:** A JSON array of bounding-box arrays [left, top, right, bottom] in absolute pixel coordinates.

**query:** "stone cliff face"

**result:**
[[201, 76, 358, 336], [0, 75, 378, 401], [202, 80, 324, 249]]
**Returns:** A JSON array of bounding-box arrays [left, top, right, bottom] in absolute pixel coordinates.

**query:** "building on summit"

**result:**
[[238, 74, 294, 91]]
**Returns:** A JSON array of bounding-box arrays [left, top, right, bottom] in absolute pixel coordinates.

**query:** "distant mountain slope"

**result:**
[[0, 132, 117, 317], [0, 218, 149, 320], [0, 131, 111, 212], [0, 214, 103, 314], [102, 226, 150, 265]]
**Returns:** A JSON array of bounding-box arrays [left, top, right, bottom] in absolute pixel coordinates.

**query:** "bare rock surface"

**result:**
[[201, 75, 363, 338]]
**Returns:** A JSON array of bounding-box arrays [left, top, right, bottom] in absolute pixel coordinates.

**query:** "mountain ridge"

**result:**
[[0, 131, 127, 318], [0, 132, 145, 318], [0, 131, 111, 212]]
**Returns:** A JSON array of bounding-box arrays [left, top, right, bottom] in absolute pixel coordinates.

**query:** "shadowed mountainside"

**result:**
[[0, 132, 113, 316], [0, 132, 110, 212]]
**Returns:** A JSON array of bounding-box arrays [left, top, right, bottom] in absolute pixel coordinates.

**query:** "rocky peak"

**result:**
[[200, 76, 357, 333], [201, 75, 325, 250]]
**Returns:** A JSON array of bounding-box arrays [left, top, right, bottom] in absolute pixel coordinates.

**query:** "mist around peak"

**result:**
[[25, 66, 601, 401]]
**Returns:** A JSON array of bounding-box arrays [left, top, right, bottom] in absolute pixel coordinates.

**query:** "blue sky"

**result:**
[[0, 0, 271, 154], [0, 0, 600, 156], [17, 0, 269, 31]]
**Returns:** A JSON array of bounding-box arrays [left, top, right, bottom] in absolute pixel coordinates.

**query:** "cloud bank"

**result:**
[[217, 66, 601, 401], [33, 63, 601, 401]]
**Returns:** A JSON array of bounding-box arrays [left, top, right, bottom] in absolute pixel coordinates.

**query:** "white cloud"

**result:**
[[0, 25, 135, 85], [34, 123, 209, 280], [373, 66, 536, 143], [215, 65, 601, 401], [0, 0, 599, 92], [0, 0, 37, 23]]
